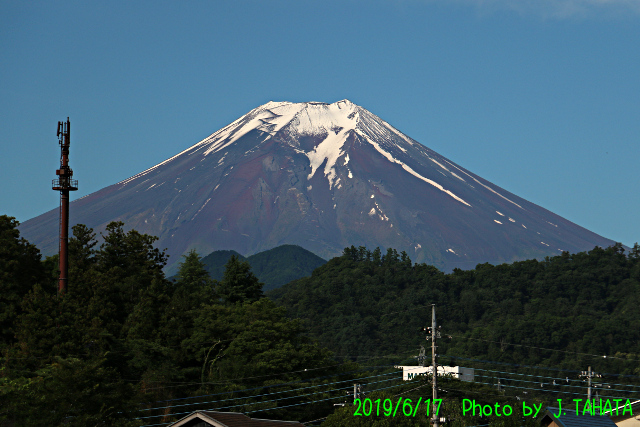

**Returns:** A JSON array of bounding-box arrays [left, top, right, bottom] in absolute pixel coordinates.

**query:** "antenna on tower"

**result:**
[[52, 118, 78, 296]]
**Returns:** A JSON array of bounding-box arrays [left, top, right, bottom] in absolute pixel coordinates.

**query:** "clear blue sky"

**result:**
[[1, 0, 638, 248]]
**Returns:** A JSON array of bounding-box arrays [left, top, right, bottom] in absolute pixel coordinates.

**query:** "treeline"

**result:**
[[3, 212, 639, 425], [0, 216, 339, 425], [269, 244, 640, 375]]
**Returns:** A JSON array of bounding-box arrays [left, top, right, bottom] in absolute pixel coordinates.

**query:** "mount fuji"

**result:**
[[20, 100, 617, 272]]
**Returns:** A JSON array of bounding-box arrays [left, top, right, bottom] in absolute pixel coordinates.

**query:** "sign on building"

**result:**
[[395, 365, 474, 382]]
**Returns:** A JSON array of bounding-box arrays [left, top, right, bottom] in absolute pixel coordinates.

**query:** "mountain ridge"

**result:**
[[19, 99, 618, 272], [196, 244, 326, 292]]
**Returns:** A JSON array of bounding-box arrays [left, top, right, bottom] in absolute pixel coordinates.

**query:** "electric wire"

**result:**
[[135, 351, 640, 426], [141, 362, 618, 427], [473, 367, 640, 394], [471, 378, 636, 401], [141, 364, 398, 406], [138, 369, 400, 413], [136, 354, 640, 421], [449, 334, 640, 363], [240, 378, 407, 420], [135, 371, 404, 421], [137, 367, 413, 425], [442, 354, 640, 380], [136, 361, 347, 390], [136, 375, 402, 424], [139, 364, 372, 404]]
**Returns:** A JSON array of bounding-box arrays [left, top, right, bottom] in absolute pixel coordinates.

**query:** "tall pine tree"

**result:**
[[217, 255, 264, 304]]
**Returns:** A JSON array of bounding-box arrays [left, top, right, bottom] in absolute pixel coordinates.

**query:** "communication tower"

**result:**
[[52, 118, 78, 295]]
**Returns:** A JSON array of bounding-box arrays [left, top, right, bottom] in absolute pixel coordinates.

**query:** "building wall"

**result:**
[[615, 416, 640, 426]]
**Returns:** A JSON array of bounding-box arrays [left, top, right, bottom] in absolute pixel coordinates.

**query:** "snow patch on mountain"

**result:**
[[445, 161, 523, 209], [118, 143, 202, 186], [198, 100, 362, 189], [202, 102, 301, 156], [300, 103, 360, 187], [356, 129, 471, 207], [305, 129, 351, 187], [378, 117, 416, 147], [429, 157, 451, 172]]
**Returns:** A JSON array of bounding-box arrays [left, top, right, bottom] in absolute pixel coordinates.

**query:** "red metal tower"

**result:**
[[52, 118, 78, 296]]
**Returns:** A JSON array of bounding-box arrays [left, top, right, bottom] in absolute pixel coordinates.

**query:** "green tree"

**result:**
[[270, 243, 640, 375], [173, 249, 216, 305], [96, 221, 170, 331], [0, 357, 137, 426], [0, 215, 47, 350], [161, 250, 216, 360], [217, 254, 264, 304], [181, 297, 334, 420]]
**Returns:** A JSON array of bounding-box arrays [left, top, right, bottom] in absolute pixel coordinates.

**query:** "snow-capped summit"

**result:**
[[20, 100, 618, 272]]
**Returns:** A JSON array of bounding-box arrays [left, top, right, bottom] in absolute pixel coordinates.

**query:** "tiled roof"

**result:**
[[541, 407, 617, 427], [169, 410, 305, 427]]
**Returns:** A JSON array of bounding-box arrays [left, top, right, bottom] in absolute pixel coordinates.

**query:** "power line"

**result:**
[[471, 378, 631, 401], [136, 361, 348, 390], [474, 368, 640, 393], [449, 334, 640, 363], [474, 374, 636, 398], [135, 372, 404, 421], [137, 376, 402, 423], [137, 378, 409, 427], [138, 370, 400, 414], [442, 354, 640, 380], [141, 364, 401, 407], [140, 364, 381, 405]]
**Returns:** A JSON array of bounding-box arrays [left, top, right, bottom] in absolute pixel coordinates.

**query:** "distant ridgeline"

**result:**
[[198, 244, 326, 292], [268, 243, 640, 375]]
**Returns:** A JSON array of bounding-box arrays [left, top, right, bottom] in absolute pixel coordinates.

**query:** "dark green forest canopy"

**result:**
[[0, 217, 337, 425], [2, 213, 639, 426], [269, 244, 640, 375]]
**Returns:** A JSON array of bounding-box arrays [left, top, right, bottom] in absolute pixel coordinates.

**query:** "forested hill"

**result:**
[[200, 245, 326, 291], [2, 213, 639, 425], [268, 244, 640, 374], [0, 217, 337, 425]]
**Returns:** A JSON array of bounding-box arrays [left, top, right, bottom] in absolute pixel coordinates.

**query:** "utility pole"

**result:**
[[52, 118, 78, 296], [430, 304, 440, 427], [579, 367, 607, 404], [334, 383, 363, 407], [420, 304, 448, 425], [579, 366, 599, 402], [353, 384, 364, 403], [587, 366, 592, 402]]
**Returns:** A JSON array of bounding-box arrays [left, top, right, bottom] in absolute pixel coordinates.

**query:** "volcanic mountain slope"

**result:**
[[20, 100, 617, 272]]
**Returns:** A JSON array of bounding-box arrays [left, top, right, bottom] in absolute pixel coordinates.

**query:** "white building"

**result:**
[[395, 365, 475, 382]]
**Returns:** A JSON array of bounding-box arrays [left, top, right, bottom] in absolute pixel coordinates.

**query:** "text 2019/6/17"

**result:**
[[353, 397, 442, 417]]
